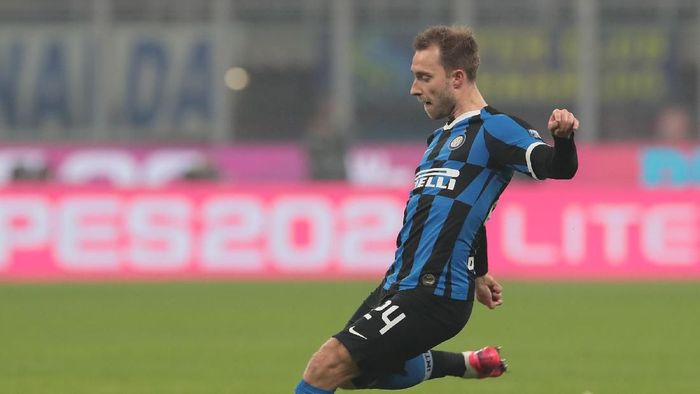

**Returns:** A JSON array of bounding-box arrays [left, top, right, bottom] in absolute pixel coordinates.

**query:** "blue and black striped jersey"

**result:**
[[382, 106, 562, 301]]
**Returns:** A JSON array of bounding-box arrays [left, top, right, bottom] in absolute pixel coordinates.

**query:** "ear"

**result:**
[[451, 69, 466, 89]]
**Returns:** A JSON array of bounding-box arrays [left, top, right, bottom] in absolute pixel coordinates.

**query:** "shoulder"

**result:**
[[481, 106, 533, 132], [481, 106, 541, 140]]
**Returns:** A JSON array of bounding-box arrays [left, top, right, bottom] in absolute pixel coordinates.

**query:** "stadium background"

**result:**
[[0, 0, 698, 393]]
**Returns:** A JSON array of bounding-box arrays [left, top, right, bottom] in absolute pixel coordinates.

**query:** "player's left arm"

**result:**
[[528, 108, 579, 180], [475, 273, 503, 309], [472, 226, 488, 277], [471, 227, 504, 309]]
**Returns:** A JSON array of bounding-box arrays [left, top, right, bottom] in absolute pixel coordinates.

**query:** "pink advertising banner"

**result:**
[[0, 184, 698, 281], [487, 184, 700, 279], [0, 142, 676, 186], [0, 143, 308, 184]]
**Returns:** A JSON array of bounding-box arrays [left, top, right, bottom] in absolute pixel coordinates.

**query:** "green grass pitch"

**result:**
[[0, 281, 698, 393]]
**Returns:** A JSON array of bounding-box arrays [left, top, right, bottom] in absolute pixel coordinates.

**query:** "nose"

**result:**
[[410, 80, 420, 96]]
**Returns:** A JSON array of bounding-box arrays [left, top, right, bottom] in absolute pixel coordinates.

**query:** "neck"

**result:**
[[451, 84, 487, 119]]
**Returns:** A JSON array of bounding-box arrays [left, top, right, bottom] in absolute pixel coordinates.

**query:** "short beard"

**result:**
[[428, 90, 456, 120]]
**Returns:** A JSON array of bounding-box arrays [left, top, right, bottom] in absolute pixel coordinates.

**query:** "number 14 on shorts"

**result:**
[[363, 300, 406, 335]]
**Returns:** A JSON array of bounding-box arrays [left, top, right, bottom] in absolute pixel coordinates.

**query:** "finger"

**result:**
[[549, 109, 560, 123], [548, 120, 558, 129], [549, 109, 564, 132], [573, 118, 580, 130], [479, 296, 493, 309], [566, 112, 574, 128], [554, 109, 562, 123]]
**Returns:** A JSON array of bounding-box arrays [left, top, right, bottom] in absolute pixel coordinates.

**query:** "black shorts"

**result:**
[[333, 284, 473, 380]]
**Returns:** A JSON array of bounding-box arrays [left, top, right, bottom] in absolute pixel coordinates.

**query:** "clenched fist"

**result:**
[[547, 108, 579, 139]]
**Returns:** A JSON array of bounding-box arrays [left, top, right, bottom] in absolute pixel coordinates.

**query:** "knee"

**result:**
[[303, 338, 358, 389]]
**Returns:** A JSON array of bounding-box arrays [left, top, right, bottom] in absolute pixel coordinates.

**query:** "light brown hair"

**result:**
[[413, 25, 480, 81]]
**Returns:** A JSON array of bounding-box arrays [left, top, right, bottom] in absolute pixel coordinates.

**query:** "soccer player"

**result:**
[[295, 25, 579, 393]]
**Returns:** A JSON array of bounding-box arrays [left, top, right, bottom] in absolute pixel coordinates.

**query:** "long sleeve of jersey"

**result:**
[[472, 226, 488, 277], [528, 135, 578, 180], [481, 109, 579, 181]]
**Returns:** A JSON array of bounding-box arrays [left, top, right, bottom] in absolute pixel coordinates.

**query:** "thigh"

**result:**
[[334, 287, 473, 376], [342, 284, 388, 329]]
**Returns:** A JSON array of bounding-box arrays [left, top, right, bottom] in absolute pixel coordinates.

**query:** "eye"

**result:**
[[415, 74, 430, 82], [413, 72, 431, 82]]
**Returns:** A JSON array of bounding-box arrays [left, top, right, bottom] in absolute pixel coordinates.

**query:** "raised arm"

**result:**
[[528, 108, 579, 180]]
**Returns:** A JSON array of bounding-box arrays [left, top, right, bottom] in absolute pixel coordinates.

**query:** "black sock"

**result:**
[[428, 350, 466, 379]]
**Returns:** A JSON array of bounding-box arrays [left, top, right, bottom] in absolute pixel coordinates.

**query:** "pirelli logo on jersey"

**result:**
[[414, 168, 460, 190]]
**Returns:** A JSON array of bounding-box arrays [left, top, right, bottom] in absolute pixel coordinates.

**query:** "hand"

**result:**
[[547, 108, 579, 139], [475, 274, 503, 309]]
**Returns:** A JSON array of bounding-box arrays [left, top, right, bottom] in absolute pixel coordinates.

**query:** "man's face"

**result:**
[[410, 45, 456, 120]]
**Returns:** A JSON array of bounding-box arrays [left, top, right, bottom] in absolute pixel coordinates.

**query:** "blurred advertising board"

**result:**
[[2, 143, 698, 187], [0, 184, 698, 281], [0, 144, 306, 184], [0, 23, 681, 141], [0, 25, 228, 137]]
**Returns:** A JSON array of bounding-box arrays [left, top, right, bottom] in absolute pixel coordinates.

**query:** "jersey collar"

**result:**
[[444, 109, 483, 130]]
